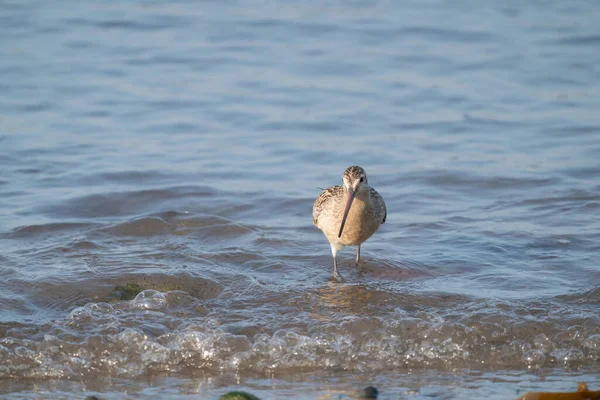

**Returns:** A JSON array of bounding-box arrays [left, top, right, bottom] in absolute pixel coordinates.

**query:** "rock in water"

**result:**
[[360, 386, 379, 398]]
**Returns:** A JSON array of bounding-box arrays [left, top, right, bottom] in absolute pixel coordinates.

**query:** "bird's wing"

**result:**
[[370, 187, 387, 224], [313, 185, 343, 226]]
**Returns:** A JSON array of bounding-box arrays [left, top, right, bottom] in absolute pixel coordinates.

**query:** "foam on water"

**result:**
[[132, 290, 168, 310], [1, 290, 598, 379]]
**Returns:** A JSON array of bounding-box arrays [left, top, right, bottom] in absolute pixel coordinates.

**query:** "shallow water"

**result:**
[[1, 0, 600, 398]]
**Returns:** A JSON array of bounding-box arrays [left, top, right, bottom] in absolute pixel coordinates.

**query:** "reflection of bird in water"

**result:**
[[313, 166, 386, 281], [314, 282, 378, 313]]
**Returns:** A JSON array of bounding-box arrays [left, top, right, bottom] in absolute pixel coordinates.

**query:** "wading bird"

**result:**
[[313, 166, 386, 281]]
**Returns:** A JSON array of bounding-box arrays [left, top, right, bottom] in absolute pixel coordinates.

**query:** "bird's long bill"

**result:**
[[338, 190, 356, 238]]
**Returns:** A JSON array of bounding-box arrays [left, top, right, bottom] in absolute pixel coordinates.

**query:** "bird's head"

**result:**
[[342, 165, 368, 193]]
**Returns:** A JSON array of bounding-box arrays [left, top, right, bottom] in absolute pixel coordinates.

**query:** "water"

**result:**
[[1, 0, 600, 398]]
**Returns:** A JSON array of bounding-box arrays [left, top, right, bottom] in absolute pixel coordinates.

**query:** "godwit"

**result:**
[[313, 166, 387, 281]]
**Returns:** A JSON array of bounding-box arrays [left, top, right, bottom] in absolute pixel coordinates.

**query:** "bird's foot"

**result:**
[[329, 271, 344, 283]]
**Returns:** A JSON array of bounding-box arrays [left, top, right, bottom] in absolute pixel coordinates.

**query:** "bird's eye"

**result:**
[[359, 177, 364, 183]]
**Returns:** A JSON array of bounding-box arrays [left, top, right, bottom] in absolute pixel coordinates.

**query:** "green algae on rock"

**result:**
[[219, 391, 261, 400]]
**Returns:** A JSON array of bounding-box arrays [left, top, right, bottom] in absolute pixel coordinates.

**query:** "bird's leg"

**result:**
[[355, 245, 361, 267], [330, 245, 343, 282], [333, 256, 342, 282]]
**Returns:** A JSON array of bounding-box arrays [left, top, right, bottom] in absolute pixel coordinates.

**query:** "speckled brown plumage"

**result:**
[[313, 166, 386, 281]]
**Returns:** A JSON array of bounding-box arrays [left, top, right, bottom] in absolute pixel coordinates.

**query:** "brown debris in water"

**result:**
[[517, 382, 600, 400]]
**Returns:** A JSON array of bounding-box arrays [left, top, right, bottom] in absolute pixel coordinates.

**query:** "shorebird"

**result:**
[[313, 166, 386, 281]]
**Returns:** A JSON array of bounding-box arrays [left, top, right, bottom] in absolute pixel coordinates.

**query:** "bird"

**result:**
[[313, 166, 386, 281]]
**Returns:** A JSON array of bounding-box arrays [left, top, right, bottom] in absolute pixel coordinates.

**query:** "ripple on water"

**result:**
[[38, 186, 218, 218], [104, 216, 171, 237], [8, 222, 98, 238], [99, 212, 259, 240]]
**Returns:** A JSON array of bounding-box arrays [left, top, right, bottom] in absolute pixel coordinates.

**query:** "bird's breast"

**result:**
[[337, 199, 380, 245]]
